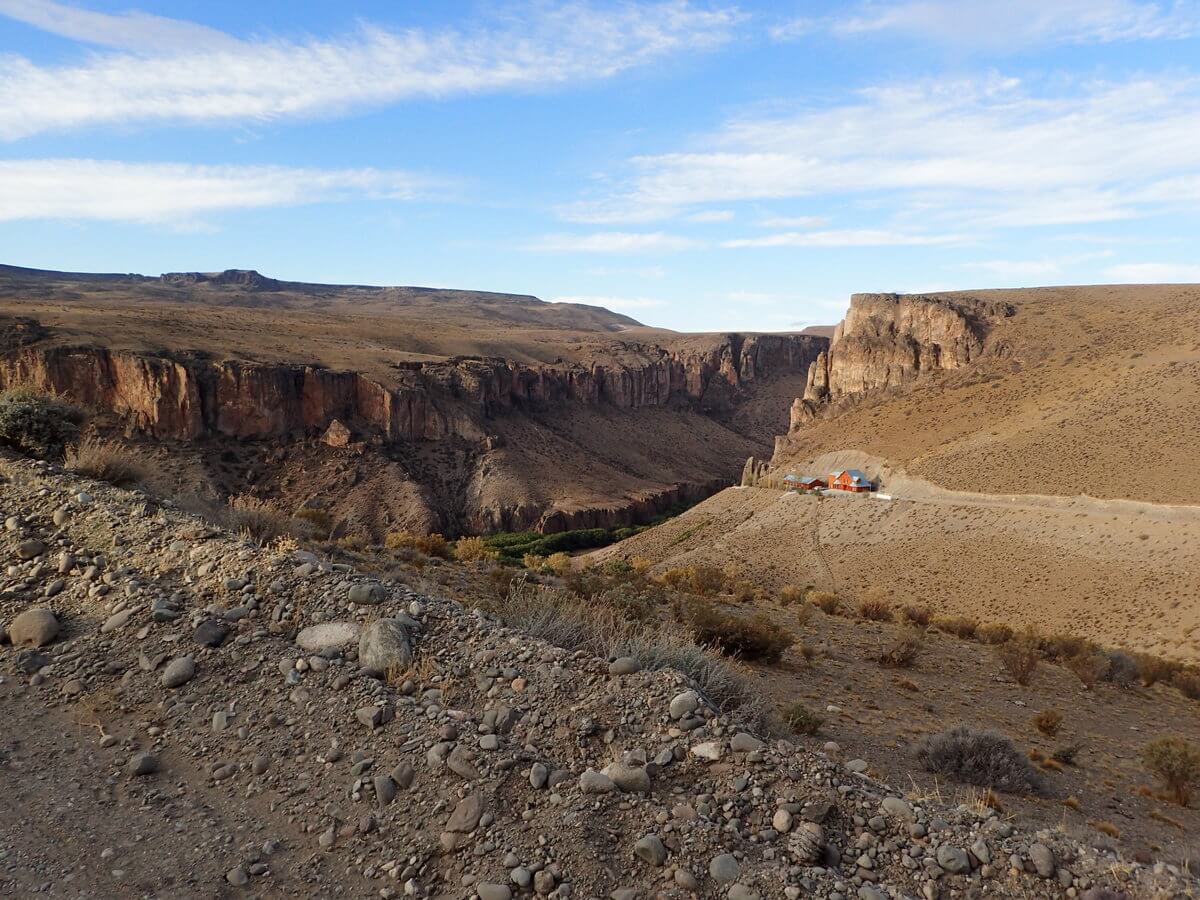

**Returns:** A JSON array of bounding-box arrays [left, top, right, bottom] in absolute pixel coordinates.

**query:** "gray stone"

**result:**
[[730, 732, 764, 753], [127, 752, 159, 777], [101, 609, 133, 633], [669, 690, 699, 719], [709, 853, 740, 883], [17, 538, 46, 560], [296, 621, 361, 653], [161, 656, 196, 688], [358, 618, 412, 673], [580, 768, 616, 793], [476, 886, 511, 900], [226, 867, 249, 887], [348, 583, 385, 605], [633, 834, 668, 866], [447, 792, 484, 833], [608, 657, 641, 675], [602, 762, 651, 793], [881, 796, 914, 822], [8, 608, 59, 647], [936, 845, 970, 875], [193, 618, 229, 648], [728, 887, 760, 900], [374, 775, 397, 806], [1029, 843, 1056, 878]]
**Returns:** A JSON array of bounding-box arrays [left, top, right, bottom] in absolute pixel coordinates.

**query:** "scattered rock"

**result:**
[[8, 607, 59, 647], [161, 656, 196, 688], [358, 618, 412, 673]]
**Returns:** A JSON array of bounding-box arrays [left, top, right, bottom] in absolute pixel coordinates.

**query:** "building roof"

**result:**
[[783, 473, 802, 482], [831, 468, 872, 485], [799, 476, 823, 484]]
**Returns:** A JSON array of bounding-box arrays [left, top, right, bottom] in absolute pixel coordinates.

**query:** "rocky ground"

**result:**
[[0, 452, 1195, 899]]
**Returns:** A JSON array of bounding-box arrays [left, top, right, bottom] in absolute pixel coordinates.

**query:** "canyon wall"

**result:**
[[790, 292, 1013, 429], [0, 325, 826, 447]]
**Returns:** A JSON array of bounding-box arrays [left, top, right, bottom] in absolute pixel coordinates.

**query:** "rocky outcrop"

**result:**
[[0, 328, 826, 447], [791, 293, 1013, 427]]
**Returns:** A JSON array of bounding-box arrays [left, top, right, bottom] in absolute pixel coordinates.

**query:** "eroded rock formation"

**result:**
[[791, 292, 1013, 428]]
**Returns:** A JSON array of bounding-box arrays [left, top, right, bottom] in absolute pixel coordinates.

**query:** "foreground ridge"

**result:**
[[0, 454, 1193, 899]]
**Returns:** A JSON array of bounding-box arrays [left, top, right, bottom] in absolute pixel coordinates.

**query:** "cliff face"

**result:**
[[791, 293, 1013, 429], [0, 326, 826, 447]]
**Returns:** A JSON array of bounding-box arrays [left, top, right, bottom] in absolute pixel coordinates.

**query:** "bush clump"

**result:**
[[902, 604, 932, 627], [931, 615, 978, 639], [0, 386, 87, 459], [1142, 736, 1200, 807], [914, 726, 1041, 794], [976, 623, 1014, 645], [63, 435, 151, 486], [384, 530, 452, 558], [684, 599, 794, 663], [454, 536, 499, 562], [225, 495, 292, 544], [779, 584, 806, 606], [997, 639, 1041, 685], [878, 631, 921, 668], [1033, 709, 1063, 736], [1064, 651, 1109, 689], [783, 702, 824, 736], [808, 590, 840, 615], [858, 595, 893, 622]]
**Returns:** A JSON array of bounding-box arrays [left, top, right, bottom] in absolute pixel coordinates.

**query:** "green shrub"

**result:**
[[0, 386, 86, 459], [914, 726, 1041, 794], [1142, 737, 1200, 807], [783, 702, 824, 736]]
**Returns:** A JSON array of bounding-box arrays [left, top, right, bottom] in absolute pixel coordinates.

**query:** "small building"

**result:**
[[784, 474, 825, 492], [829, 469, 873, 493]]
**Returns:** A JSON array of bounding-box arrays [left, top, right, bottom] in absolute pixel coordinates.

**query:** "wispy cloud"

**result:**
[[0, 0, 236, 50], [0, 1, 738, 140], [528, 231, 699, 253], [1105, 262, 1200, 281], [959, 251, 1112, 279], [773, 0, 1200, 50], [684, 208, 735, 222], [0, 159, 434, 223], [756, 214, 827, 228], [566, 75, 1200, 230], [722, 229, 965, 248]]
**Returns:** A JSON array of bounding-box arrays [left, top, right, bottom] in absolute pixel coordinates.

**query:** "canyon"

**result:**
[[0, 265, 826, 535]]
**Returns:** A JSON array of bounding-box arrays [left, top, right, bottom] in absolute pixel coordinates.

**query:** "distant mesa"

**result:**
[[161, 269, 283, 291]]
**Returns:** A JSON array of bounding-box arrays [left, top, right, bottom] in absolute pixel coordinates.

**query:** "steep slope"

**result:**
[[0, 265, 826, 534]]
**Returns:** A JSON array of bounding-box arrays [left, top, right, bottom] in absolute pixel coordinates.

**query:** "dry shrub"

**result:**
[[0, 384, 87, 459], [896, 677, 920, 692], [630, 557, 652, 578], [932, 615, 978, 639], [902, 604, 932, 627], [688, 565, 726, 596], [660, 567, 692, 590], [782, 702, 823, 736], [1052, 744, 1081, 765], [485, 578, 748, 710], [1136, 653, 1178, 687], [684, 599, 794, 663], [384, 529, 451, 558], [454, 536, 498, 562], [522, 552, 548, 571], [779, 584, 806, 606], [1142, 737, 1200, 807], [335, 533, 368, 552], [1040, 632, 1094, 661], [1062, 796, 1081, 810], [1033, 709, 1063, 737], [732, 581, 757, 603], [808, 590, 840, 615], [545, 552, 572, 576], [997, 639, 1041, 685], [914, 726, 1041, 795], [858, 596, 893, 622], [1064, 651, 1109, 689], [977, 623, 1014, 645], [1090, 820, 1121, 839], [1174, 670, 1200, 701], [292, 506, 333, 538], [795, 642, 816, 666], [225, 495, 291, 544], [63, 436, 151, 486], [878, 631, 921, 668]]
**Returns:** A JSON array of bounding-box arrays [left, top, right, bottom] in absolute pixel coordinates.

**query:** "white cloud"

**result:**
[[959, 251, 1112, 278], [0, 2, 738, 140], [553, 294, 665, 310], [756, 215, 827, 228], [528, 231, 699, 253], [567, 75, 1200, 229], [0, 159, 433, 223], [684, 209, 735, 222], [1105, 262, 1200, 282], [0, 0, 236, 50], [722, 229, 966, 248], [773, 0, 1200, 49]]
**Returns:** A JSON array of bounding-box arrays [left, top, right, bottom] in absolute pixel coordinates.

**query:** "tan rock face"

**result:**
[[795, 293, 1014, 424], [0, 333, 826, 447]]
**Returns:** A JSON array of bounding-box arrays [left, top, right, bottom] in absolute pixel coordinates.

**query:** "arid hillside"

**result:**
[[0, 265, 826, 535], [779, 285, 1200, 504]]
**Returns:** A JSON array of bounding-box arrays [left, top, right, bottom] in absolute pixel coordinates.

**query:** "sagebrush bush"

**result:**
[[225, 495, 292, 544], [731, 580, 757, 603], [977, 623, 1014, 645], [914, 726, 1041, 794], [1135, 653, 1177, 687], [1033, 709, 1063, 736], [63, 435, 150, 486], [858, 596, 893, 622], [454, 536, 498, 562], [808, 590, 840, 615], [684, 599, 794, 663], [931, 615, 978, 639], [1064, 651, 1109, 689], [1142, 736, 1200, 807], [878, 631, 921, 668], [384, 529, 452, 558], [1174, 671, 1200, 701], [688, 565, 726, 596], [902, 604, 932, 627], [997, 639, 1041, 685], [0, 386, 86, 459], [783, 702, 823, 736], [779, 584, 805, 606], [545, 552, 572, 577]]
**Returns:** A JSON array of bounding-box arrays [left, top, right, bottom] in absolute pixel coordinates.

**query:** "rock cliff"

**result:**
[[791, 292, 1013, 428]]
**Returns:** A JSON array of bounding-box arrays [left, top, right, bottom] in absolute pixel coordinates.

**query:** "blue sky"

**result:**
[[2, 1, 1200, 331]]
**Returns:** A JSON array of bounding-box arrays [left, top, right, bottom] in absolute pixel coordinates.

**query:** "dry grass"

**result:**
[[878, 630, 921, 668], [225, 495, 292, 544], [782, 702, 823, 736], [779, 584, 806, 606], [858, 596, 894, 622], [997, 639, 1041, 685], [931, 615, 978, 640], [901, 604, 932, 627], [977, 622, 1014, 645], [1090, 820, 1121, 839], [63, 435, 152, 487], [385, 529, 452, 558], [1064, 651, 1109, 689], [454, 536, 499, 563], [1033, 709, 1063, 737], [1142, 737, 1200, 807], [808, 590, 840, 615]]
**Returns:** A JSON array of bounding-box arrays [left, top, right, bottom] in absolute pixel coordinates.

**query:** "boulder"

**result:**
[[296, 621, 361, 653], [8, 608, 59, 647], [358, 618, 412, 673]]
